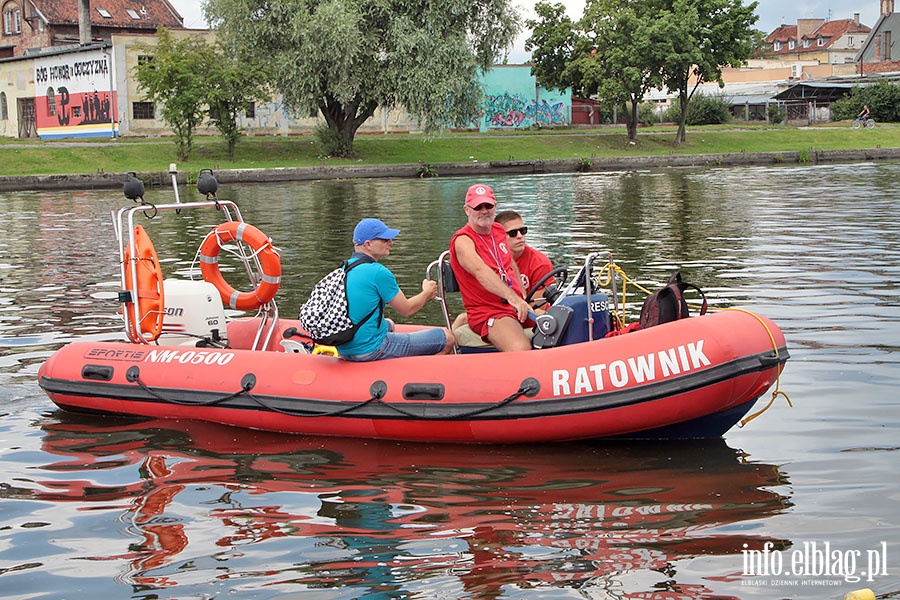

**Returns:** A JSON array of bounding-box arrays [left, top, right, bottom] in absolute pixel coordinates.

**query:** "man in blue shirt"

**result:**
[[337, 218, 456, 361]]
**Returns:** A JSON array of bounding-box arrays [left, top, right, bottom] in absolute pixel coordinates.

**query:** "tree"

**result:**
[[133, 28, 215, 161], [528, 0, 668, 142], [831, 81, 900, 122], [205, 51, 270, 161], [655, 0, 759, 144], [527, 0, 757, 145], [748, 28, 770, 59], [205, 0, 521, 157]]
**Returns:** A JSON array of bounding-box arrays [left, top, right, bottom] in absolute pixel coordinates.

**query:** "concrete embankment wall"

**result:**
[[2, 147, 900, 192]]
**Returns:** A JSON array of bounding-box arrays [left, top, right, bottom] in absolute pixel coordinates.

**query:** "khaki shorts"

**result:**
[[453, 323, 535, 348]]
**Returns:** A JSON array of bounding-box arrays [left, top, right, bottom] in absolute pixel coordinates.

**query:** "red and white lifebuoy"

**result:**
[[199, 222, 281, 311], [123, 224, 165, 341]]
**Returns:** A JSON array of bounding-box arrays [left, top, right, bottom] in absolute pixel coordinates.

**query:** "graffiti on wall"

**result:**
[[33, 50, 118, 139], [485, 93, 566, 128]]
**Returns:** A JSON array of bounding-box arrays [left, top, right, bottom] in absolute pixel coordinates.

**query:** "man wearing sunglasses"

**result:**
[[495, 210, 554, 305], [337, 218, 456, 361], [449, 184, 533, 352]]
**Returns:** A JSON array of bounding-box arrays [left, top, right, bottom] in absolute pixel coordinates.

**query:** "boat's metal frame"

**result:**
[[114, 187, 279, 350]]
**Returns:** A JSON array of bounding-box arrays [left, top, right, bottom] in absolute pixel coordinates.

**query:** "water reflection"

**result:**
[[8, 414, 792, 597]]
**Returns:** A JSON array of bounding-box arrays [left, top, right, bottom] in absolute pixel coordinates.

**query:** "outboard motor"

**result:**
[[158, 279, 228, 347]]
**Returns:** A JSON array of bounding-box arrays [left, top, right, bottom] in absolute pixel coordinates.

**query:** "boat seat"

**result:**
[[430, 250, 548, 353]]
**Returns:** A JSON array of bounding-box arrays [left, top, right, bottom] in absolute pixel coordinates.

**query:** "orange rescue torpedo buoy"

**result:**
[[123, 224, 165, 341]]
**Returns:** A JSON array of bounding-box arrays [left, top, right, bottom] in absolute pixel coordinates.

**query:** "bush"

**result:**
[[663, 93, 732, 125], [831, 81, 900, 122], [638, 102, 660, 126], [767, 103, 786, 124], [314, 124, 354, 157]]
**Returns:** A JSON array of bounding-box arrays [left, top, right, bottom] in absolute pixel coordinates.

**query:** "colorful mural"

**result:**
[[485, 93, 567, 128], [33, 49, 118, 139], [479, 67, 570, 131]]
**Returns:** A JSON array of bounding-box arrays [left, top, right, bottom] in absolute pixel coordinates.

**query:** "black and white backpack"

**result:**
[[298, 257, 380, 346]]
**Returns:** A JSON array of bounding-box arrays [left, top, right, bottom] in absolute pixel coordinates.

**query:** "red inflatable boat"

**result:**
[[38, 175, 790, 442]]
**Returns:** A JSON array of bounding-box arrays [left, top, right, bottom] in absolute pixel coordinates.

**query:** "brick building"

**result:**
[[1, 0, 183, 59]]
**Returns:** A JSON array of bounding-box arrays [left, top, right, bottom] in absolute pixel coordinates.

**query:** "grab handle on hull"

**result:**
[[82, 365, 114, 381], [402, 383, 445, 401]]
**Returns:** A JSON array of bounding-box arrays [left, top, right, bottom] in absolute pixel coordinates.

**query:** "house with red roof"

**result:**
[[1, 0, 184, 59], [765, 15, 871, 64]]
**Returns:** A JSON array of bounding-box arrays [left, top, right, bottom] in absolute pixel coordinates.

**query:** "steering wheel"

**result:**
[[525, 267, 569, 305]]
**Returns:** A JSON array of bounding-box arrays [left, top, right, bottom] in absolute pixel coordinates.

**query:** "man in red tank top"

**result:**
[[449, 184, 533, 351], [495, 210, 554, 304]]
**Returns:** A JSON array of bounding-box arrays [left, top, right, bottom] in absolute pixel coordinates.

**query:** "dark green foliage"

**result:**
[[767, 103, 785, 124], [664, 94, 731, 125], [831, 82, 900, 122], [206, 0, 521, 157]]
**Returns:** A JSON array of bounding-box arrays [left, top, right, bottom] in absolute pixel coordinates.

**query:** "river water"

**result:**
[[0, 163, 898, 599]]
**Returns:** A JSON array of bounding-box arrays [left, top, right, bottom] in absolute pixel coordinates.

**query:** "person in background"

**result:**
[[495, 210, 554, 307], [449, 184, 533, 352], [337, 218, 455, 361]]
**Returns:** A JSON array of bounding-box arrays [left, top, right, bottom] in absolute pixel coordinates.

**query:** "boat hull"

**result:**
[[38, 310, 788, 443]]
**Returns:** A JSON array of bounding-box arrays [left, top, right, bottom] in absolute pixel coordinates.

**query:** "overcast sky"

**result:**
[[168, 0, 884, 62]]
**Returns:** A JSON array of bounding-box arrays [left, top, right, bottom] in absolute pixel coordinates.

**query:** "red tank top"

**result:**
[[449, 223, 522, 335]]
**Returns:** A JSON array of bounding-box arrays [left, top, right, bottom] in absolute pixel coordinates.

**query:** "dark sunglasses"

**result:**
[[506, 226, 528, 237], [470, 203, 494, 211]]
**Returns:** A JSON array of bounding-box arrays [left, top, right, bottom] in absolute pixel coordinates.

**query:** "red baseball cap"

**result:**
[[465, 184, 496, 208]]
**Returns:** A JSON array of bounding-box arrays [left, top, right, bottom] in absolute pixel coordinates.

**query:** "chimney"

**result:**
[[853, 13, 860, 25], [797, 18, 825, 40], [79, 0, 91, 45], [882, 0, 895, 17]]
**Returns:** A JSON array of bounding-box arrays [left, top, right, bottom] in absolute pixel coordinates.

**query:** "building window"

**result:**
[[46, 87, 56, 117], [96, 8, 112, 18], [126, 9, 141, 19], [0, 91, 7, 120], [885, 31, 892, 60], [817, 37, 825, 46], [774, 41, 782, 51], [788, 40, 795, 50], [3, 4, 22, 34], [245, 102, 256, 119], [133, 101, 154, 119], [802, 38, 810, 48]]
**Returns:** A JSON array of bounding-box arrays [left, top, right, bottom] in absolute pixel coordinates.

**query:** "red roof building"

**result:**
[[1, 0, 184, 58], [765, 16, 871, 64]]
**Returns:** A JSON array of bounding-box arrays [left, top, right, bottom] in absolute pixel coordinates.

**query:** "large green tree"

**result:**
[[205, 0, 521, 157]]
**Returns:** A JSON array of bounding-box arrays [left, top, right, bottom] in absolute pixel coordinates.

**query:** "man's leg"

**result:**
[[486, 316, 531, 352]]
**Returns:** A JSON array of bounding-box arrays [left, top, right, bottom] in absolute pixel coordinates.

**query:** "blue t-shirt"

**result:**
[[336, 256, 400, 355]]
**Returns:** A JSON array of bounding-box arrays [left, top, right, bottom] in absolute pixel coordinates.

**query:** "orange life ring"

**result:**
[[199, 221, 281, 311], [123, 224, 165, 342]]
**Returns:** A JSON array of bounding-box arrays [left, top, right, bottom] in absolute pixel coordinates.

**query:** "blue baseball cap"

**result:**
[[353, 218, 400, 245]]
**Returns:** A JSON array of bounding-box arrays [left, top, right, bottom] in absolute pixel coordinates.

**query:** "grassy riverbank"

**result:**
[[1, 123, 898, 177]]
